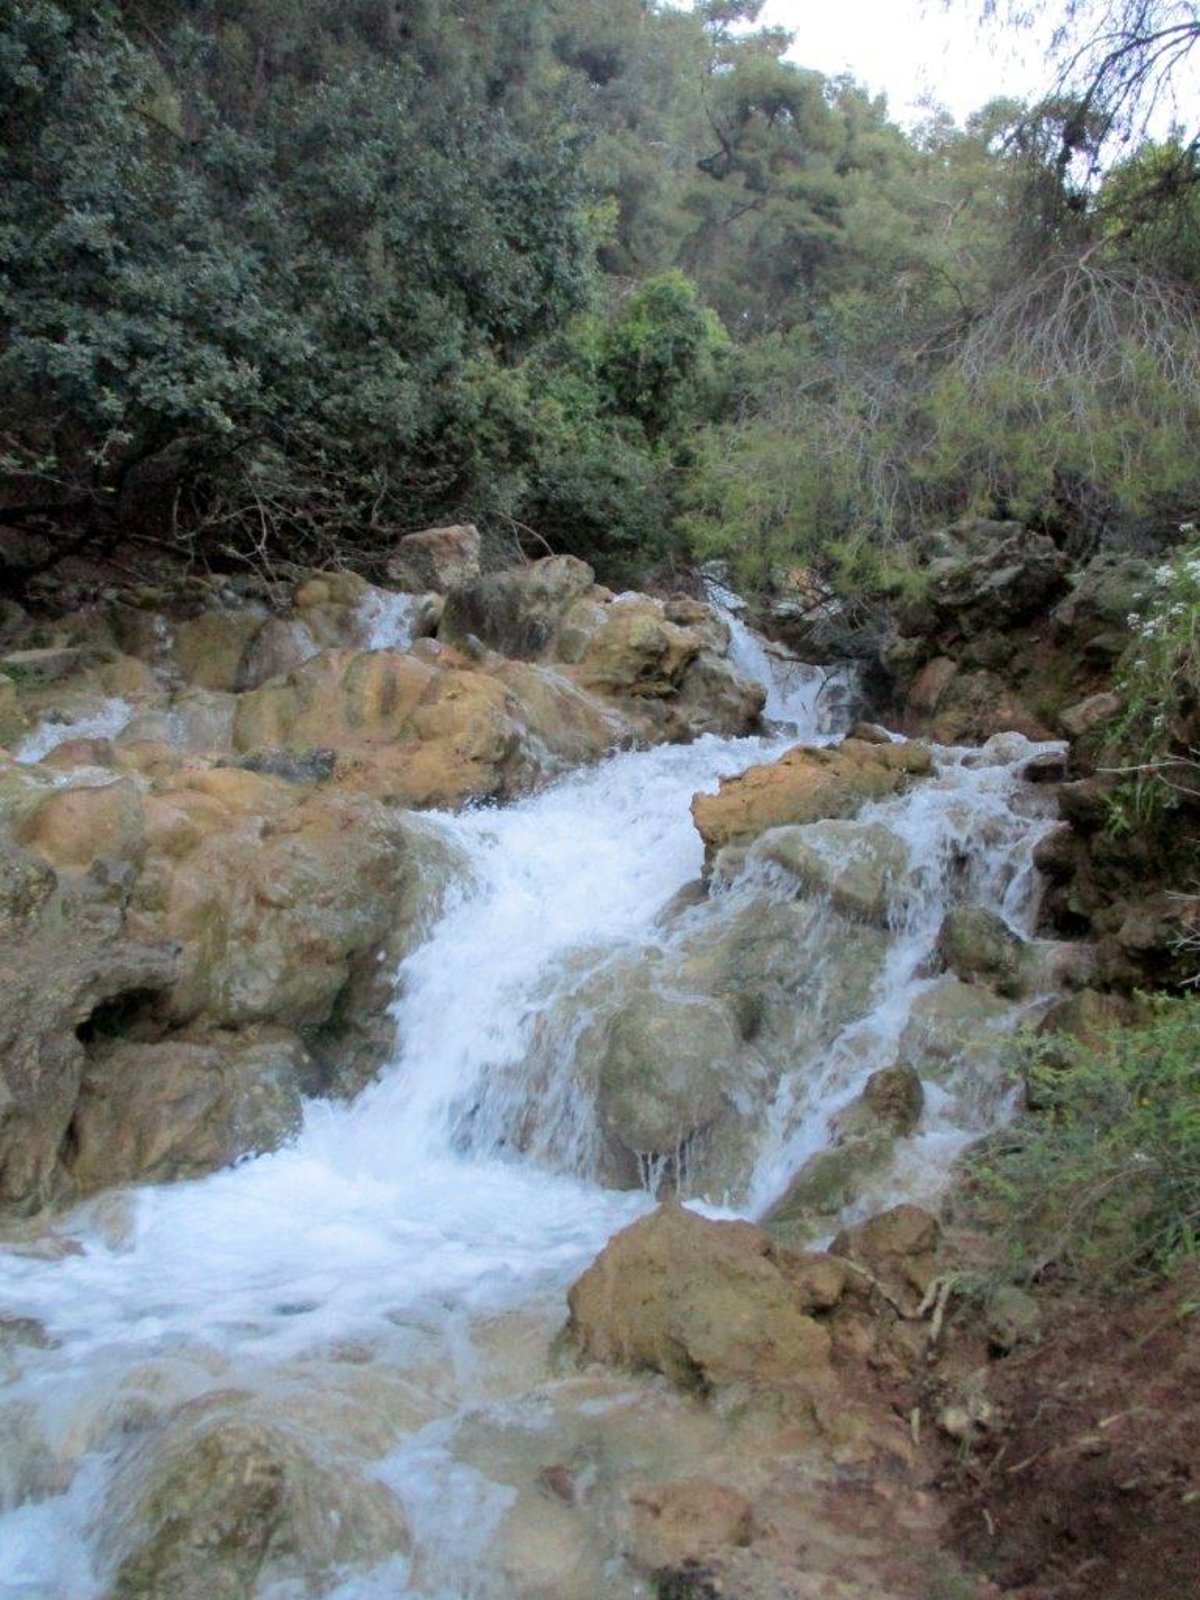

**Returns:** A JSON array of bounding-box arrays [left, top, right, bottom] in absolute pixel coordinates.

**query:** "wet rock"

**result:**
[[763, 1067, 925, 1244], [566, 1202, 833, 1393], [936, 906, 1026, 997], [691, 737, 931, 861], [667, 651, 765, 738], [597, 993, 742, 1170], [67, 1026, 307, 1193], [1, 646, 83, 685], [386, 522, 482, 592], [99, 1400, 408, 1600], [744, 819, 910, 925]]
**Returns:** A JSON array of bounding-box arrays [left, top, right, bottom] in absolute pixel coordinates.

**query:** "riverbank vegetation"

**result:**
[[3, 0, 1199, 590]]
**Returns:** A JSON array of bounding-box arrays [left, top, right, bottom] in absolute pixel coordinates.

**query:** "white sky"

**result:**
[[758, 1, 1052, 125]]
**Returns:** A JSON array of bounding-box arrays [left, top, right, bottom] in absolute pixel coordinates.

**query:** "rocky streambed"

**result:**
[[0, 528, 1154, 1598]]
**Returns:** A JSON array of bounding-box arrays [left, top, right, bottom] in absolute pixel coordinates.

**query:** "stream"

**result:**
[[0, 624, 1063, 1599]]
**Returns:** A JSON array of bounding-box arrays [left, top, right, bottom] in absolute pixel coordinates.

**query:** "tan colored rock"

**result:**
[[67, 1026, 307, 1193], [1059, 689, 1123, 740], [174, 609, 266, 691], [438, 554, 597, 659], [691, 738, 932, 860], [627, 1478, 753, 1571], [566, 1201, 833, 1393], [100, 1399, 409, 1600], [907, 655, 958, 717], [831, 1203, 941, 1314], [570, 600, 700, 698], [386, 522, 482, 592], [16, 777, 146, 871]]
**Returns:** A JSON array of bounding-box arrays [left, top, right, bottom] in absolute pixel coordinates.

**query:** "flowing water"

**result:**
[[0, 614, 1065, 1598]]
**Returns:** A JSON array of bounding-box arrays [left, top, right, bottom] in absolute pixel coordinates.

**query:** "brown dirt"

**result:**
[[935, 1269, 1200, 1600]]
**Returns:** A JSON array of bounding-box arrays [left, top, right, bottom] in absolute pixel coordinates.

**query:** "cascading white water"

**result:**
[[703, 576, 853, 731], [14, 700, 134, 765], [0, 610, 1064, 1599]]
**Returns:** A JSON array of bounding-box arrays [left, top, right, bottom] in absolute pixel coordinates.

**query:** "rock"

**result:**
[[173, 609, 267, 692], [16, 777, 147, 872], [984, 1283, 1042, 1354], [570, 600, 700, 698], [99, 1400, 408, 1600], [0, 911, 180, 1211], [2, 647, 83, 685], [0, 673, 26, 746], [744, 819, 910, 925], [907, 656, 958, 717], [139, 774, 432, 1032], [936, 906, 1026, 997], [237, 616, 322, 689], [898, 976, 1017, 1123], [764, 1067, 925, 1244], [668, 651, 765, 738], [830, 1203, 941, 1313], [844, 1064, 925, 1139], [120, 688, 237, 755], [232, 748, 336, 785], [439, 555, 596, 660], [925, 528, 1070, 631], [66, 1026, 307, 1193], [232, 648, 524, 809], [1059, 690, 1122, 740], [691, 738, 932, 861], [597, 993, 742, 1171], [627, 1479, 753, 1572], [566, 1202, 833, 1393], [386, 523, 482, 592], [1052, 553, 1152, 646]]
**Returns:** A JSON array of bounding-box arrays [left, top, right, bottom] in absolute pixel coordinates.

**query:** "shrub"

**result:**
[[973, 997, 1200, 1286]]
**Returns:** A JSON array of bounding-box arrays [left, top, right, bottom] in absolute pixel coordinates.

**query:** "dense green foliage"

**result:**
[[974, 998, 1200, 1285], [2, 0, 1198, 583]]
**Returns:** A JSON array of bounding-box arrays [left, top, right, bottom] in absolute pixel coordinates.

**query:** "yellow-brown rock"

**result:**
[[566, 1201, 833, 1393], [17, 776, 147, 870], [569, 600, 701, 698], [174, 609, 266, 691], [691, 737, 932, 860]]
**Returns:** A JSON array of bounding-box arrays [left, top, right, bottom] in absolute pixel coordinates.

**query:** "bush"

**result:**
[[973, 997, 1200, 1286], [1103, 536, 1200, 834]]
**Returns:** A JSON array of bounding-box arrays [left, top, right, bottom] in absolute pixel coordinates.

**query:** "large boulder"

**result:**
[[0, 844, 180, 1211], [739, 819, 910, 925], [922, 526, 1070, 633], [691, 737, 932, 862], [439, 555, 597, 659], [566, 1202, 835, 1393], [597, 992, 743, 1176], [386, 522, 482, 592], [99, 1399, 409, 1600], [66, 1026, 308, 1193]]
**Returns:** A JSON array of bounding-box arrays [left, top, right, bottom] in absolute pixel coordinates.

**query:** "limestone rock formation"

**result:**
[[691, 736, 931, 861], [566, 1202, 834, 1393]]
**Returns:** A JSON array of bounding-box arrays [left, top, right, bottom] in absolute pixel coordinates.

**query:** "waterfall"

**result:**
[[0, 609, 1065, 1599]]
